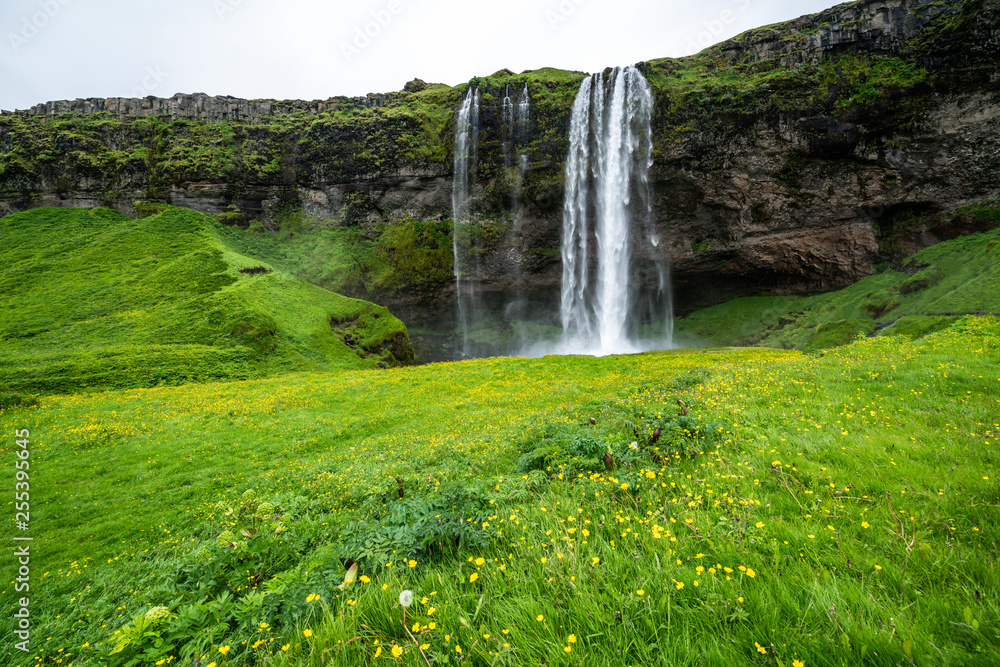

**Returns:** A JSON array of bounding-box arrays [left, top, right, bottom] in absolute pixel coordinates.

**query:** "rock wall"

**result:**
[[2, 0, 999, 322], [7, 91, 403, 123]]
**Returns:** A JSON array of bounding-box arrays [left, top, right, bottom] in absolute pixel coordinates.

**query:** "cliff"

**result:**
[[1, 0, 998, 327]]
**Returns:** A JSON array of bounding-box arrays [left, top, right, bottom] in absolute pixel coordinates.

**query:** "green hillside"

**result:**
[[0, 206, 413, 397], [676, 204, 1000, 350]]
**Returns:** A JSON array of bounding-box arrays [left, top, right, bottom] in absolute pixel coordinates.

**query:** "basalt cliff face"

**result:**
[[1, 0, 998, 323]]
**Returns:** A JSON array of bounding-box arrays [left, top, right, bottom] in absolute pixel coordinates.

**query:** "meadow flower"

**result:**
[[399, 590, 413, 607], [793, 661, 805, 667], [218, 645, 230, 654], [469, 572, 479, 583], [475, 557, 485, 566], [392, 645, 403, 657], [536, 615, 544, 622], [374, 646, 382, 658], [303, 629, 313, 638]]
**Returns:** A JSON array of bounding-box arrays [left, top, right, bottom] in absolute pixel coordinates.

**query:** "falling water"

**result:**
[[502, 85, 515, 126], [518, 84, 530, 139], [559, 66, 667, 356], [501, 85, 515, 169], [452, 87, 480, 355], [650, 234, 675, 348]]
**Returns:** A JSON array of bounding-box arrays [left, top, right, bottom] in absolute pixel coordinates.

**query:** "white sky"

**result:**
[[2, 0, 841, 111]]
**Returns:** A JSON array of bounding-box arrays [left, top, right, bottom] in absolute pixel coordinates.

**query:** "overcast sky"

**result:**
[[2, 0, 841, 110]]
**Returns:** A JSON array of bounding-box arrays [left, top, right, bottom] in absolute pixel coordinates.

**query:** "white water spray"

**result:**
[[452, 87, 480, 355], [559, 66, 669, 356], [518, 84, 530, 139]]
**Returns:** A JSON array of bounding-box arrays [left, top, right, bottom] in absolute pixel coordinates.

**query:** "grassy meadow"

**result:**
[[2, 316, 998, 666], [0, 207, 412, 398]]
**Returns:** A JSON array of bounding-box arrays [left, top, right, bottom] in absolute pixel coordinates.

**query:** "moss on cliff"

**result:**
[[1, 0, 987, 209], [218, 214, 454, 302], [676, 204, 1000, 349]]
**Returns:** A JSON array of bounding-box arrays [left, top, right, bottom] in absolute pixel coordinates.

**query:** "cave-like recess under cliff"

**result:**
[[1, 0, 999, 358]]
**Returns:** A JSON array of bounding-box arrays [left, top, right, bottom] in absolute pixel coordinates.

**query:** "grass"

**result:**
[[675, 216, 1000, 350], [0, 207, 413, 396], [1, 317, 998, 666]]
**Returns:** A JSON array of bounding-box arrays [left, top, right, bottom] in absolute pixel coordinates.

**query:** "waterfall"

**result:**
[[502, 85, 515, 126], [452, 87, 479, 356], [501, 86, 515, 169], [518, 84, 530, 140], [559, 66, 668, 356]]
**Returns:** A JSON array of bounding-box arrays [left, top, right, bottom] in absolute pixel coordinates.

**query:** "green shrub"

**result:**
[[338, 482, 496, 568]]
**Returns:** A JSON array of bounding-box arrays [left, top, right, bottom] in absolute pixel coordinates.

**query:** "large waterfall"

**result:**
[[452, 87, 480, 355], [559, 66, 669, 356]]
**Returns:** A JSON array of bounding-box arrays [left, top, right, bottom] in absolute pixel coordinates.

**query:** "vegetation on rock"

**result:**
[[675, 204, 1000, 349]]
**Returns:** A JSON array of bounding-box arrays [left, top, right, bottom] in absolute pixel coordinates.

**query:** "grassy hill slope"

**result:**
[[0, 206, 413, 396], [1, 318, 997, 666], [676, 208, 1000, 350]]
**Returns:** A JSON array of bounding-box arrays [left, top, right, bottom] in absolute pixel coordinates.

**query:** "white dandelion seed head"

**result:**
[[399, 590, 413, 608]]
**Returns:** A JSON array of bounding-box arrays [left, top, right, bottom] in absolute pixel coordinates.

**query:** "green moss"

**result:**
[[133, 201, 170, 218], [370, 218, 453, 291], [677, 221, 1000, 350]]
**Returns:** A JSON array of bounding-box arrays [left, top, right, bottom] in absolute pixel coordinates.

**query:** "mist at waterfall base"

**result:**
[[443, 67, 675, 362], [553, 65, 674, 357]]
